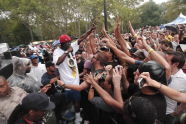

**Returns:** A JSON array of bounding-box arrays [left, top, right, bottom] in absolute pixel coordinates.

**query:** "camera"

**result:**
[[98, 73, 106, 83], [100, 46, 110, 52], [137, 77, 145, 89], [94, 72, 106, 84], [52, 81, 64, 93]]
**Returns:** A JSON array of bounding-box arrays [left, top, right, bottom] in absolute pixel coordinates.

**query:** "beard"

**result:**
[[61, 43, 71, 50]]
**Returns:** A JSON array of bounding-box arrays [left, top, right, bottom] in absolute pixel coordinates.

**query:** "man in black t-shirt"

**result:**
[[41, 61, 64, 122]]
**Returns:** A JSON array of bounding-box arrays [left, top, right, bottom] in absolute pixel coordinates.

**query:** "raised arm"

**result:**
[[114, 17, 130, 56], [121, 67, 130, 91], [102, 38, 136, 64], [84, 73, 123, 112], [112, 66, 124, 105], [141, 39, 171, 79], [88, 85, 95, 101], [129, 21, 138, 38], [140, 72, 186, 103], [55, 47, 73, 65], [57, 80, 89, 91], [101, 26, 116, 47], [77, 25, 96, 44], [89, 34, 97, 54]]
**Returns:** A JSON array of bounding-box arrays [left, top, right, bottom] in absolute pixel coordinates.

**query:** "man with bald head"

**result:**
[[0, 76, 27, 123]]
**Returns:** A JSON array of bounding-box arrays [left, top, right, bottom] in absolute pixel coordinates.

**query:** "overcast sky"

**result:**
[[144, 0, 169, 4]]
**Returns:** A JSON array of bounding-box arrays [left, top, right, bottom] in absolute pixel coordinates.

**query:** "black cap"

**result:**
[[22, 93, 55, 111], [138, 61, 167, 85], [45, 61, 55, 68]]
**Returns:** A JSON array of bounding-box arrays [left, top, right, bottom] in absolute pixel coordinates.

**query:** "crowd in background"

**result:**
[[1, 17, 186, 124]]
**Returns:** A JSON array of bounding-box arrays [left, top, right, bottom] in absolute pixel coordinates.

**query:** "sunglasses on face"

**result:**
[[100, 47, 110, 52]]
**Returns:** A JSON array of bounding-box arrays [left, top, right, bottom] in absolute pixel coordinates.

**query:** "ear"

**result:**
[[28, 110, 35, 116], [173, 62, 179, 68]]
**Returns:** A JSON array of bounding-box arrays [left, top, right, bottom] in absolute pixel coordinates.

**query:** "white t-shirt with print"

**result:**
[[53, 41, 80, 85]]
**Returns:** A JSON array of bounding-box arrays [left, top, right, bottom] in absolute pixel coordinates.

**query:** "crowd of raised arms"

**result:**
[[1, 17, 186, 124]]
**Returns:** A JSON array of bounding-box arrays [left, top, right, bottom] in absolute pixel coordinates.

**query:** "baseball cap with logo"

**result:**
[[59, 34, 72, 43], [21, 93, 55, 111]]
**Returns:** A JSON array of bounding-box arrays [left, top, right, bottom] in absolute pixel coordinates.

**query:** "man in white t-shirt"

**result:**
[[53, 27, 95, 85], [164, 51, 186, 124], [27, 55, 46, 87], [53, 27, 95, 123]]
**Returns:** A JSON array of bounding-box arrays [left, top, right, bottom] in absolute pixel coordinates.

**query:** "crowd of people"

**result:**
[[1, 17, 186, 124]]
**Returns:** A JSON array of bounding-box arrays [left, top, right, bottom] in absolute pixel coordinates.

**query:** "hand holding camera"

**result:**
[[138, 72, 154, 88], [52, 80, 64, 93], [137, 77, 145, 89]]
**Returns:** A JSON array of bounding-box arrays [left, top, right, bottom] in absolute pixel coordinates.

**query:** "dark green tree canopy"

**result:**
[[0, 0, 185, 46]]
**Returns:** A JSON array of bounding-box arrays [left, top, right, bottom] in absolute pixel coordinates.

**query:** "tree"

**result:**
[[161, 0, 186, 23], [138, 0, 163, 26]]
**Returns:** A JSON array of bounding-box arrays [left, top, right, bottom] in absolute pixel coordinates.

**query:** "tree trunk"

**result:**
[[103, 0, 108, 31], [28, 26, 34, 42]]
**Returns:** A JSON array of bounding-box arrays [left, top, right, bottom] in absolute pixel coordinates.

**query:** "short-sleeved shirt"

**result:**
[[166, 69, 186, 114], [41, 70, 60, 96], [90, 97, 114, 113], [27, 63, 46, 86], [53, 41, 80, 85], [41, 70, 59, 86], [133, 92, 166, 122]]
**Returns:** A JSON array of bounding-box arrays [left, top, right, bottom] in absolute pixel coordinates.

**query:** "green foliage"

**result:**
[[138, 0, 163, 26], [0, 0, 185, 46], [161, 0, 186, 23]]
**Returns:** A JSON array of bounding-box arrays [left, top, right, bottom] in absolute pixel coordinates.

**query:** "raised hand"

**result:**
[[104, 65, 113, 72], [112, 66, 123, 87], [139, 72, 154, 88], [101, 37, 113, 47], [84, 73, 95, 84], [91, 24, 96, 32], [114, 16, 121, 32]]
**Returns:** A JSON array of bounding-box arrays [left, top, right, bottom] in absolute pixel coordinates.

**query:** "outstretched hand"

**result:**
[[57, 80, 65, 86], [40, 84, 51, 93], [84, 73, 95, 84], [90, 23, 96, 32], [112, 66, 123, 87], [101, 37, 113, 47]]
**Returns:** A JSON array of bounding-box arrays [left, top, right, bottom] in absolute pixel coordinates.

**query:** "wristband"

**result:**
[[148, 48, 154, 54], [61, 83, 65, 88], [134, 34, 138, 38], [158, 83, 162, 90], [90, 87, 94, 89]]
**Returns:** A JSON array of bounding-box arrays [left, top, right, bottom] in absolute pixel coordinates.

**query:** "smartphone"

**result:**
[[137, 77, 145, 89]]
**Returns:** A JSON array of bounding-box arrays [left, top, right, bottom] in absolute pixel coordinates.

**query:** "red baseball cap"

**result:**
[[59, 34, 72, 43]]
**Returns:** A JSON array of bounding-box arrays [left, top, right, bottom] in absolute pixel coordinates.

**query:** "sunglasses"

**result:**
[[100, 47, 110, 52]]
